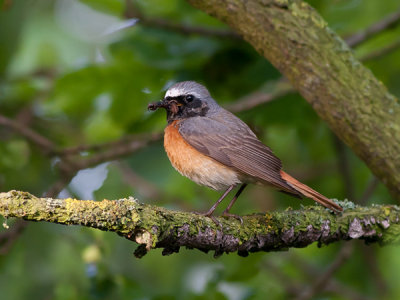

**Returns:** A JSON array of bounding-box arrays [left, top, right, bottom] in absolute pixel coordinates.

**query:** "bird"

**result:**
[[148, 81, 343, 219]]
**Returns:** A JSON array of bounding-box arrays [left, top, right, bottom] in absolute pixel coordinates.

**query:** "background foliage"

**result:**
[[1, 0, 400, 299]]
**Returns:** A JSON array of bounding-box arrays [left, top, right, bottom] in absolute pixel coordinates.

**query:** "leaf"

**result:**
[[79, 0, 124, 16]]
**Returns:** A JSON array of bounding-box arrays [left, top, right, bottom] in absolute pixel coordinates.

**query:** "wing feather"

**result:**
[[179, 110, 299, 194]]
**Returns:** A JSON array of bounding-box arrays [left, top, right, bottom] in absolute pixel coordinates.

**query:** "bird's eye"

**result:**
[[186, 95, 194, 102]]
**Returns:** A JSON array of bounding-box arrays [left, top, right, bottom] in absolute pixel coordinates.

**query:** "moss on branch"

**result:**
[[1, 191, 399, 258]]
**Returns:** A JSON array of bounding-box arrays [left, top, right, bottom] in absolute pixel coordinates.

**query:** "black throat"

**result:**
[[165, 95, 209, 124]]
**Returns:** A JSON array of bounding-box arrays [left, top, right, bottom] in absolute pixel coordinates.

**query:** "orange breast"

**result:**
[[164, 121, 242, 190]]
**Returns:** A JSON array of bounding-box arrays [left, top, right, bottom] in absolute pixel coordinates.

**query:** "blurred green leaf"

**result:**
[[0, 139, 30, 170], [79, 0, 124, 16]]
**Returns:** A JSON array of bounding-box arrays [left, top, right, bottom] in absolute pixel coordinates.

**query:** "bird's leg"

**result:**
[[195, 184, 235, 218], [194, 185, 236, 227], [222, 183, 248, 224]]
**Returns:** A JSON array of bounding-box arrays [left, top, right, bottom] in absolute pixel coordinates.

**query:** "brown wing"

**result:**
[[178, 110, 300, 195]]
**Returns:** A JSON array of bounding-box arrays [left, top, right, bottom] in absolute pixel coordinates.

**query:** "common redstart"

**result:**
[[148, 81, 343, 218]]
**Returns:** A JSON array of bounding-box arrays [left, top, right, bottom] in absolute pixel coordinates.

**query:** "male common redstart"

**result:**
[[148, 81, 343, 218]]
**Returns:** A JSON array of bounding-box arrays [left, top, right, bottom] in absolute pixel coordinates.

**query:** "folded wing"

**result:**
[[178, 110, 300, 196]]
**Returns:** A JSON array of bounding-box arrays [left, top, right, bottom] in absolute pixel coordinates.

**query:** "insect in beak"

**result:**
[[147, 100, 167, 111], [169, 101, 181, 114], [148, 99, 182, 114]]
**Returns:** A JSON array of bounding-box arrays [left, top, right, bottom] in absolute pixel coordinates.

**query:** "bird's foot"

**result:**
[[221, 211, 243, 224], [193, 211, 222, 228]]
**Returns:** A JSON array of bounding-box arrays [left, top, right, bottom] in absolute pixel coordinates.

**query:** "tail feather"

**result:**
[[280, 170, 343, 212]]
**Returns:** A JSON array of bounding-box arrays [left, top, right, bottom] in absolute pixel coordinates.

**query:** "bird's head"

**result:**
[[148, 81, 219, 123]]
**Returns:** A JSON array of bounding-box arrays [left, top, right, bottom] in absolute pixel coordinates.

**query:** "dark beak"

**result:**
[[147, 99, 167, 111]]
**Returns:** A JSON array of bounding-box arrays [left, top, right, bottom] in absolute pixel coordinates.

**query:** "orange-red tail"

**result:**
[[280, 170, 343, 212]]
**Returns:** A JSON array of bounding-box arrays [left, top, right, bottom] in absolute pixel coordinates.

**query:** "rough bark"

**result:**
[[186, 0, 400, 199], [1, 191, 399, 258]]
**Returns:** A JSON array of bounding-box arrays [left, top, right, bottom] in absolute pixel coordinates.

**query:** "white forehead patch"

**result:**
[[165, 87, 202, 98], [165, 87, 184, 98]]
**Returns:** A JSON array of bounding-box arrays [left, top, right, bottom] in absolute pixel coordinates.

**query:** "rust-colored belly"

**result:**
[[164, 121, 241, 190]]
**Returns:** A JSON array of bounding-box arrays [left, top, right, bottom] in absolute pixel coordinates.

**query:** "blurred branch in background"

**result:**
[[360, 39, 400, 62], [62, 133, 162, 169], [293, 160, 382, 299], [345, 9, 400, 47], [0, 114, 55, 154], [0, 219, 27, 255], [0, 112, 161, 251], [1, 190, 399, 258], [0, 113, 79, 195], [332, 135, 355, 200], [123, 0, 241, 40], [0, 113, 161, 190], [293, 157, 382, 299], [59, 132, 161, 156], [295, 243, 354, 300], [116, 161, 161, 200], [359, 177, 380, 205], [284, 250, 370, 300], [226, 79, 295, 113], [360, 243, 389, 295]]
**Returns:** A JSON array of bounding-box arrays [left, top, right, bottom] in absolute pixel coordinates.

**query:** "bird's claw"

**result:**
[[222, 211, 243, 224], [193, 211, 222, 228]]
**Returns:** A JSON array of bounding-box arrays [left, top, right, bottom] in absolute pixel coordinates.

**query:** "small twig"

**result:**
[[360, 39, 400, 62], [358, 177, 380, 205], [323, 281, 370, 300], [116, 161, 161, 199], [59, 132, 162, 156], [140, 17, 240, 40], [15, 105, 35, 128], [123, 0, 240, 40], [295, 243, 354, 300], [45, 134, 162, 198], [0, 220, 27, 255], [332, 135, 355, 200], [80, 135, 161, 168], [264, 254, 368, 300], [0, 110, 162, 186], [0, 114, 88, 176], [345, 10, 400, 47], [290, 251, 370, 300], [262, 258, 302, 296], [226, 80, 295, 113], [359, 244, 388, 296], [0, 114, 55, 154]]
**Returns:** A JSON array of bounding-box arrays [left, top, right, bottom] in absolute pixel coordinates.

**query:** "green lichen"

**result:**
[[2, 191, 400, 256]]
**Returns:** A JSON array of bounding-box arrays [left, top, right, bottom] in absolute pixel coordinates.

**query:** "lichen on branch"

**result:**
[[1, 191, 399, 258]]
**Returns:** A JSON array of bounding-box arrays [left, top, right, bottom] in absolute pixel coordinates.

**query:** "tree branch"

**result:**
[[1, 190, 399, 258]]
